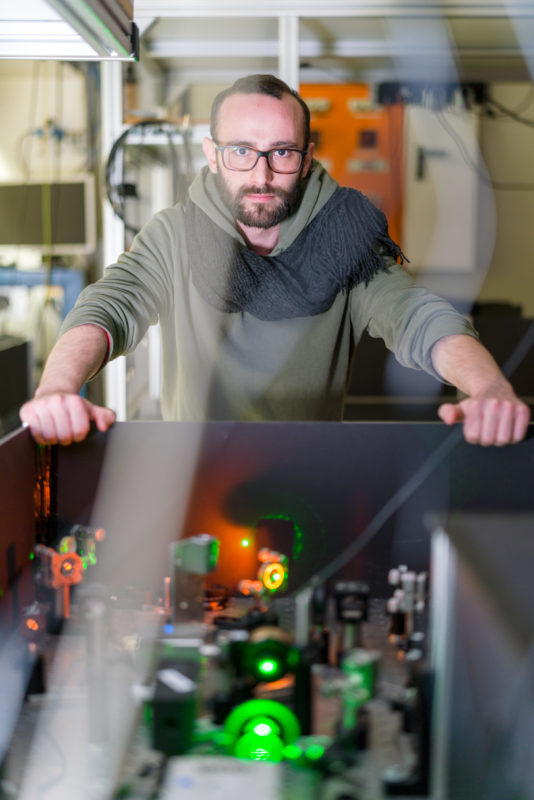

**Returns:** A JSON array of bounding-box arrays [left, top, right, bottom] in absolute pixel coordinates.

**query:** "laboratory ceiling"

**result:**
[[134, 2, 534, 84]]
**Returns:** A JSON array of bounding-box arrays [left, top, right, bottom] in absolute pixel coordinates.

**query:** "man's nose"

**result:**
[[250, 152, 274, 181]]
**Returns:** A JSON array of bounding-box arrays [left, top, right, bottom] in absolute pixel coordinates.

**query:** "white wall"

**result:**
[[477, 83, 534, 316], [0, 61, 89, 181]]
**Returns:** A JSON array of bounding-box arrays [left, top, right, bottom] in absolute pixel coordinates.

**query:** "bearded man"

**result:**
[[20, 74, 530, 446]]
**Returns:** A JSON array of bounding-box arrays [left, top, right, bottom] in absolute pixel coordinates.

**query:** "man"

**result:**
[[20, 75, 530, 446]]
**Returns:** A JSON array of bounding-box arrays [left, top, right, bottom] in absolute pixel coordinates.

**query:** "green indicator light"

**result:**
[[142, 702, 153, 728], [253, 722, 273, 737], [305, 743, 325, 761], [29, 553, 35, 560], [235, 731, 284, 763], [287, 648, 299, 670], [250, 747, 269, 761], [241, 538, 250, 547], [225, 699, 301, 749], [283, 744, 302, 761], [258, 659, 278, 676]]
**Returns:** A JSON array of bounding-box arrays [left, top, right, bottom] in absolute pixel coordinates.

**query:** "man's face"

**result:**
[[202, 92, 314, 230]]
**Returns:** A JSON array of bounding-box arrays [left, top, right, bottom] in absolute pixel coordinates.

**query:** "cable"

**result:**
[[105, 119, 192, 236], [436, 110, 534, 192], [485, 94, 534, 130], [295, 425, 463, 594], [506, 85, 534, 116]]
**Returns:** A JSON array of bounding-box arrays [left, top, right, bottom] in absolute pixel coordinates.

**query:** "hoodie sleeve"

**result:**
[[350, 262, 478, 381], [60, 206, 183, 359]]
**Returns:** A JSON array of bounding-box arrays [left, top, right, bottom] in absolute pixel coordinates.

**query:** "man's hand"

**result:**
[[438, 395, 530, 446], [432, 333, 531, 446], [20, 393, 116, 446], [18, 324, 114, 445]]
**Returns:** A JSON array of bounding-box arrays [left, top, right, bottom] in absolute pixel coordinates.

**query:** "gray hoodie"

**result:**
[[61, 162, 476, 421]]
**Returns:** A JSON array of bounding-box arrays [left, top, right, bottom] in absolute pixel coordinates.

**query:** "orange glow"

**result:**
[[256, 675, 294, 693], [26, 618, 40, 632], [95, 528, 106, 542], [258, 548, 279, 563], [238, 578, 263, 596], [51, 552, 84, 588]]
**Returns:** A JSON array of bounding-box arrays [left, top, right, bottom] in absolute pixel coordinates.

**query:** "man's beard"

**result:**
[[215, 172, 303, 229]]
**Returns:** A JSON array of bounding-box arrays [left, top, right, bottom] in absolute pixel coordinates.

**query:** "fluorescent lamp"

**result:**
[[0, 0, 138, 61]]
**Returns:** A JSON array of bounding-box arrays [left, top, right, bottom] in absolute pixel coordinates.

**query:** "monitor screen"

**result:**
[[0, 177, 96, 256]]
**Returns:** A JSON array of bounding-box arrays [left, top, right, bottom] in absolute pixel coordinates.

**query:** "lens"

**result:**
[[224, 146, 257, 170], [268, 149, 302, 172]]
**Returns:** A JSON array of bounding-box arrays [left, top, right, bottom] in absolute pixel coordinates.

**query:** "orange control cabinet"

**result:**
[[300, 83, 404, 246]]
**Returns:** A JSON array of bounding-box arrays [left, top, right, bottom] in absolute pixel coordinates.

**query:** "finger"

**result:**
[[19, 404, 47, 445], [478, 398, 501, 447], [461, 399, 484, 445], [62, 395, 92, 443], [91, 405, 116, 433], [47, 394, 85, 445], [512, 402, 531, 443], [493, 400, 515, 446], [30, 401, 61, 445], [437, 402, 464, 426]]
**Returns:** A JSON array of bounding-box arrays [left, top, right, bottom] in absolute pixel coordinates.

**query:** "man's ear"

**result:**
[[301, 141, 315, 178], [202, 137, 219, 173]]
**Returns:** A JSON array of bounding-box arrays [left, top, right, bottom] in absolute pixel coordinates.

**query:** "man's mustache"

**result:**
[[237, 185, 286, 199]]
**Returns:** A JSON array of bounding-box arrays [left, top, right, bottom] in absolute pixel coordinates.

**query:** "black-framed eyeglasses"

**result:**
[[213, 141, 307, 174]]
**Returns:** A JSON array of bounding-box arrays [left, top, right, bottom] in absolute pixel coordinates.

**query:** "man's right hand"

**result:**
[[19, 393, 116, 446]]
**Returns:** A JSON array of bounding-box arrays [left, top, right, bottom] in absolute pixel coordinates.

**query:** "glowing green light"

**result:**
[[258, 659, 278, 676], [234, 731, 284, 763], [305, 743, 325, 761], [241, 538, 250, 547], [283, 744, 302, 761], [29, 553, 35, 560], [225, 700, 301, 757], [250, 747, 270, 761], [253, 722, 273, 737]]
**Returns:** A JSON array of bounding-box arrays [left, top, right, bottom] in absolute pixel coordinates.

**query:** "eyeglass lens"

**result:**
[[222, 146, 302, 173]]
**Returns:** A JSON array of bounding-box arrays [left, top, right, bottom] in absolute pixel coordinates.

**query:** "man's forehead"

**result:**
[[217, 91, 304, 134]]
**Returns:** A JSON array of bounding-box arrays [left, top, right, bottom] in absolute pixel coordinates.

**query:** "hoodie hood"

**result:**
[[188, 159, 339, 255]]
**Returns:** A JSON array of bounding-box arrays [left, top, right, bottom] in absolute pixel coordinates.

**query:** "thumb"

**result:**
[[88, 402, 116, 432], [438, 402, 465, 426]]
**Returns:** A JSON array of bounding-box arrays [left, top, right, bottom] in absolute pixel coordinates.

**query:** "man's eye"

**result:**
[[233, 146, 251, 157], [273, 149, 290, 157]]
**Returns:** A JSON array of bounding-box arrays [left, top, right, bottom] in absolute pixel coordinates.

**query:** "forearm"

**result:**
[[35, 324, 109, 398], [431, 333, 516, 399]]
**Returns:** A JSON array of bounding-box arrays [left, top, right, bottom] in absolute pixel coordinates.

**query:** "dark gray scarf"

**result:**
[[185, 186, 405, 321]]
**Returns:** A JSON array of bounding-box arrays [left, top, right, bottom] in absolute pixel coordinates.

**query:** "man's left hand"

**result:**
[[438, 395, 530, 446]]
